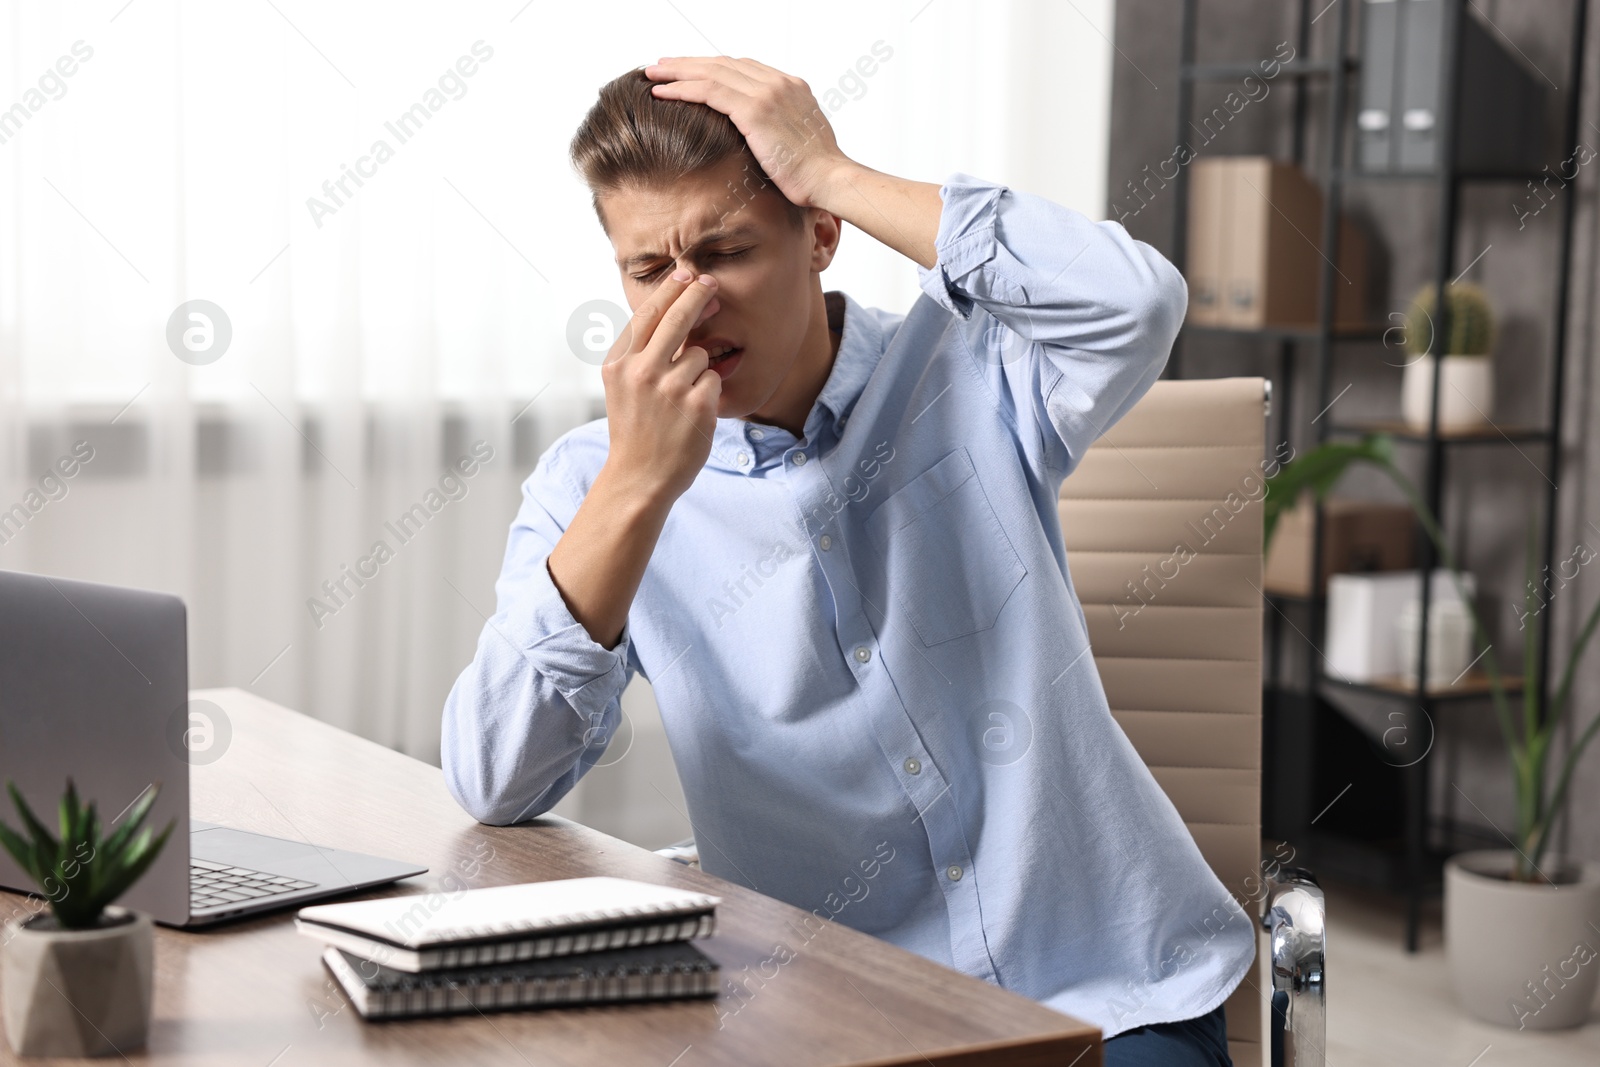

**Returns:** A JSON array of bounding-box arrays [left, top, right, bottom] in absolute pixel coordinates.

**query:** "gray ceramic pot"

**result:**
[[1444, 850, 1600, 1030], [1, 906, 153, 1056]]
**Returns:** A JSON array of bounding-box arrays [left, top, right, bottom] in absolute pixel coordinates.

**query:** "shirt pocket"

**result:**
[[865, 447, 1027, 646]]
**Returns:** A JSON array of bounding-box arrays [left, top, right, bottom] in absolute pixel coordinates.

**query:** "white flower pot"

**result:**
[[1401, 355, 1493, 432], [1444, 850, 1600, 1030], [1, 906, 153, 1056]]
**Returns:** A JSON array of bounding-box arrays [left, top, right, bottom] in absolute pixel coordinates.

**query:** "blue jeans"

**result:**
[[1103, 1003, 1234, 1066]]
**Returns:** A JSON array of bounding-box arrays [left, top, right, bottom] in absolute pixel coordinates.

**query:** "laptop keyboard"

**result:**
[[190, 858, 318, 911]]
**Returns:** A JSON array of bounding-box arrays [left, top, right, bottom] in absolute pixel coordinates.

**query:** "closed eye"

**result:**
[[632, 248, 752, 284]]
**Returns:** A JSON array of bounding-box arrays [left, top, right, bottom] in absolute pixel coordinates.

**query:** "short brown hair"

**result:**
[[569, 67, 807, 233]]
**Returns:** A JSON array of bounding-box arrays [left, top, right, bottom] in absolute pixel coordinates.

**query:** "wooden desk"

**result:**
[[1, 688, 1100, 1066]]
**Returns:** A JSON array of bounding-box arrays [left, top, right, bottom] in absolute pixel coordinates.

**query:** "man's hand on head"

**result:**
[[646, 56, 942, 268], [643, 57, 856, 211]]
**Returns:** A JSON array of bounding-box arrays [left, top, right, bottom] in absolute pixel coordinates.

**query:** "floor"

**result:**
[[1319, 878, 1600, 1066]]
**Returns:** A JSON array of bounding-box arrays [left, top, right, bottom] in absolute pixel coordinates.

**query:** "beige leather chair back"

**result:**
[[1058, 377, 1267, 1067]]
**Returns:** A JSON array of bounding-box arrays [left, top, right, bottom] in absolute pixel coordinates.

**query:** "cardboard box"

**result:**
[[1185, 158, 1230, 326], [1263, 495, 1417, 597], [1185, 157, 1368, 330], [1333, 218, 1368, 327], [1326, 569, 1476, 683]]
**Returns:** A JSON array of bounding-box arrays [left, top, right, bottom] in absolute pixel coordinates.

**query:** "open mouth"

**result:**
[[706, 343, 743, 379]]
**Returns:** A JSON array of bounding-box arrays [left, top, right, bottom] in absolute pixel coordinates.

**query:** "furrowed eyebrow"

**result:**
[[618, 225, 761, 271]]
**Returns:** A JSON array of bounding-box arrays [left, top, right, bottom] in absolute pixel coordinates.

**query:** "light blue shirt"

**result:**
[[441, 172, 1256, 1037]]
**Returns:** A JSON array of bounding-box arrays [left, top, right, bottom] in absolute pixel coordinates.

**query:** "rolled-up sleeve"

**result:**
[[916, 172, 1185, 478], [440, 444, 635, 826]]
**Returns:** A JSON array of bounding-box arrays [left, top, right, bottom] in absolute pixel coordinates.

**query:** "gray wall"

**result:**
[[1109, 0, 1600, 864]]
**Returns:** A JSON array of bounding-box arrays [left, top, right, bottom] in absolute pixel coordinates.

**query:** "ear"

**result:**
[[809, 209, 842, 273]]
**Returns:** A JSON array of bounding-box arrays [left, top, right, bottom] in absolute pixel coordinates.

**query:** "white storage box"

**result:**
[[1325, 569, 1477, 683]]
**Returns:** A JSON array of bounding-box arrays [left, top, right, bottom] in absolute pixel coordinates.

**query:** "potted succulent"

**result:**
[[1399, 281, 1495, 432], [0, 779, 175, 1056], [1265, 435, 1600, 1030]]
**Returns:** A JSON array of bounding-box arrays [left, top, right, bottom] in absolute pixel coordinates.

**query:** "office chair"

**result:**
[[659, 377, 1325, 1067], [1057, 376, 1323, 1067]]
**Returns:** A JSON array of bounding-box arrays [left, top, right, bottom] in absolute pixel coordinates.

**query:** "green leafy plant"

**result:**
[[0, 779, 176, 929], [1265, 434, 1600, 884], [1405, 281, 1494, 357]]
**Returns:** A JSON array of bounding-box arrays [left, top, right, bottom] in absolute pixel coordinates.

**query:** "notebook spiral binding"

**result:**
[[428, 895, 717, 944], [324, 944, 721, 1020], [433, 912, 716, 969]]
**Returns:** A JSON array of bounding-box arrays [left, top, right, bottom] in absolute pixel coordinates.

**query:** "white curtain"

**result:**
[[0, 0, 1112, 847]]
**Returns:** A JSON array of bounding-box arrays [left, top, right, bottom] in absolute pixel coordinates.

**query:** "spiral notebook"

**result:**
[[296, 876, 720, 973], [322, 941, 720, 1019]]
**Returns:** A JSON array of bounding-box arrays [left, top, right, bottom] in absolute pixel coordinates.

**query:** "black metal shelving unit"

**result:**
[[1165, 0, 1588, 951]]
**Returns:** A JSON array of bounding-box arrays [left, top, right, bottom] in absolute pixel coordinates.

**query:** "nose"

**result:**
[[693, 295, 721, 327]]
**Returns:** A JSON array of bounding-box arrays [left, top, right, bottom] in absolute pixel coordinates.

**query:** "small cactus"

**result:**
[[1404, 282, 1494, 357]]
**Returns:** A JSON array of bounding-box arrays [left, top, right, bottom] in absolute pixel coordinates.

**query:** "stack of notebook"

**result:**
[[295, 876, 722, 1020]]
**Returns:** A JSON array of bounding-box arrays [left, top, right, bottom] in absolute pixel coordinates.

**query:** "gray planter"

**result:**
[[1, 906, 153, 1057], [1444, 850, 1600, 1030]]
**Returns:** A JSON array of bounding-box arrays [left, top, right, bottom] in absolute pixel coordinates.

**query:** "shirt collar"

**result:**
[[709, 290, 887, 474], [813, 289, 886, 434]]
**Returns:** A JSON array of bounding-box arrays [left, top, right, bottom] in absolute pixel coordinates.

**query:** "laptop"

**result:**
[[0, 569, 427, 927]]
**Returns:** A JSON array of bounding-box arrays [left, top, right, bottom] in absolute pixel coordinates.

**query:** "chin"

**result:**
[[716, 392, 757, 420], [714, 381, 769, 421]]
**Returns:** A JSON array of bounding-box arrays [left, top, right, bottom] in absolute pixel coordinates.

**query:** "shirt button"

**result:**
[[853, 646, 871, 664], [792, 451, 808, 466], [947, 865, 963, 882], [819, 535, 832, 551], [904, 757, 921, 775], [749, 428, 765, 441], [736, 452, 751, 468]]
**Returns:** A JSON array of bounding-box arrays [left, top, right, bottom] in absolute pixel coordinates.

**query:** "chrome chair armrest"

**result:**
[[653, 837, 700, 867], [1261, 866, 1326, 1067]]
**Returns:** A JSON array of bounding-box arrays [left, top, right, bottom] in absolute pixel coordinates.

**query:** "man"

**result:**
[[442, 58, 1253, 1065]]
